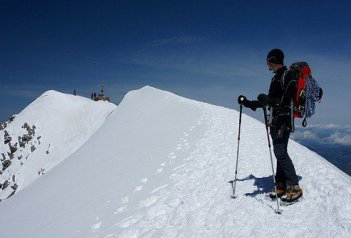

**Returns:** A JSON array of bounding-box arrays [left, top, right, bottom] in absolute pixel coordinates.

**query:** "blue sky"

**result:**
[[1, 0, 351, 125]]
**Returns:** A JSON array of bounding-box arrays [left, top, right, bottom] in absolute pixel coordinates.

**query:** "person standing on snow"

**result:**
[[238, 49, 303, 204]]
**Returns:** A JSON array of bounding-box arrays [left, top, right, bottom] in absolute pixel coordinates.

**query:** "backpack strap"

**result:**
[[280, 70, 288, 90], [280, 70, 297, 105], [290, 99, 295, 132]]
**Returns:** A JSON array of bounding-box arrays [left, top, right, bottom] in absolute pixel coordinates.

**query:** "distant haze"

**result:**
[[291, 125, 351, 176]]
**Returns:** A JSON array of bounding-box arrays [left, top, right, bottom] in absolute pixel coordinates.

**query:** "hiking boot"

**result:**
[[267, 182, 286, 200], [281, 184, 303, 204]]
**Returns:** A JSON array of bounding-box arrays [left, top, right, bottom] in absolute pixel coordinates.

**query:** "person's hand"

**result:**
[[238, 95, 258, 111], [237, 95, 247, 105]]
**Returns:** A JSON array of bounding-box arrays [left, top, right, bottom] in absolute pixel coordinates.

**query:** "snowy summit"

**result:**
[[0, 90, 116, 200], [0, 86, 350, 237]]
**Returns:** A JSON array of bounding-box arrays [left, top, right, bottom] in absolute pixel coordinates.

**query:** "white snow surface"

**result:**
[[0, 90, 116, 200], [0, 86, 351, 238]]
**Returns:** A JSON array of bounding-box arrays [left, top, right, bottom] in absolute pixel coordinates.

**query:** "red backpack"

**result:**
[[288, 62, 323, 126]]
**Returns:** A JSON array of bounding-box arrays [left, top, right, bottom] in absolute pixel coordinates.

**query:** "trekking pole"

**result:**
[[263, 107, 283, 214], [229, 99, 243, 199]]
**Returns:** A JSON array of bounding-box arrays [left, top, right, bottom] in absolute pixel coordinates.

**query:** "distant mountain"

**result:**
[[0, 90, 116, 201], [0, 87, 350, 237]]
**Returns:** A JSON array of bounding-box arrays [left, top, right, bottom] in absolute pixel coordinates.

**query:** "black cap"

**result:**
[[266, 48, 284, 64]]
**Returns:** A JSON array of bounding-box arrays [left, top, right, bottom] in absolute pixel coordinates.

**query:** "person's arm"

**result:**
[[257, 94, 280, 107]]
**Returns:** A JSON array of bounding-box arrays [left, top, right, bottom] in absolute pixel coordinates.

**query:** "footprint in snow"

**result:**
[[91, 221, 102, 232], [141, 178, 148, 183], [168, 152, 177, 159], [121, 196, 129, 204], [156, 168, 163, 173], [134, 186, 143, 192], [114, 206, 128, 215], [160, 162, 166, 167], [91, 217, 102, 232]]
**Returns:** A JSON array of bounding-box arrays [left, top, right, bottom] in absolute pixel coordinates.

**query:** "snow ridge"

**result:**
[[0, 90, 116, 201], [0, 86, 350, 238]]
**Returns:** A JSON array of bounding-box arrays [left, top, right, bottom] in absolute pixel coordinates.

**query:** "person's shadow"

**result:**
[[229, 174, 303, 197]]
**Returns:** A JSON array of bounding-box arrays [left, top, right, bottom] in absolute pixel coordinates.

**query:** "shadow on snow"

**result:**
[[229, 174, 303, 197]]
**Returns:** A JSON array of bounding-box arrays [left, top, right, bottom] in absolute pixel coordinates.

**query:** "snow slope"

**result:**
[[0, 90, 116, 200], [0, 86, 350, 238]]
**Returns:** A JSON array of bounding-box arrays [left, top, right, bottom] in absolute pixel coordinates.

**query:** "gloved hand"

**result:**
[[238, 95, 258, 111], [237, 95, 247, 105]]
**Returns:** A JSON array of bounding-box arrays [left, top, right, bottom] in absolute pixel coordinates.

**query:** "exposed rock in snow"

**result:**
[[2, 160, 11, 170]]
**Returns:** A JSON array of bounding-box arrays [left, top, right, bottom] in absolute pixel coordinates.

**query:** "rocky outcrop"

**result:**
[[4, 131, 11, 144], [2, 180, 8, 190], [0, 121, 42, 202], [9, 143, 18, 154], [9, 115, 16, 122], [0, 122, 7, 131], [2, 160, 11, 170]]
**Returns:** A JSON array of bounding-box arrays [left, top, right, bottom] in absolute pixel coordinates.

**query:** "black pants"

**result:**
[[270, 124, 299, 185]]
